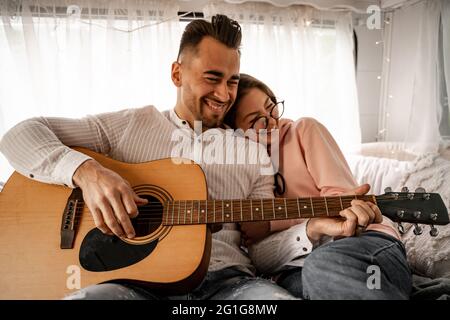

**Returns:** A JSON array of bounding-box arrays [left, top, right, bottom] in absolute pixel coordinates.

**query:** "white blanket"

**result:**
[[347, 151, 450, 279], [398, 154, 450, 278]]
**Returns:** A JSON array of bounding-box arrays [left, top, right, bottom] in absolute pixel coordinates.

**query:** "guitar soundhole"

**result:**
[[132, 195, 163, 237]]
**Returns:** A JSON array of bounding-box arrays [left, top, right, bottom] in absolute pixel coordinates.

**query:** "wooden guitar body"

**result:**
[[0, 148, 211, 299]]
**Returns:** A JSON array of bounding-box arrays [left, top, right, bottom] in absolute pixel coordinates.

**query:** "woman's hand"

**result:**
[[306, 184, 383, 242], [306, 200, 383, 241], [240, 221, 271, 246]]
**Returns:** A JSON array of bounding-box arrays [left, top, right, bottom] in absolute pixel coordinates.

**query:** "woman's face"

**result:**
[[233, 88, 279, 145]]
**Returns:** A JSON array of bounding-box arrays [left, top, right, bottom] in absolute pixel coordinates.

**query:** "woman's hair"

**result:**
[[225, 73, 277, 127]]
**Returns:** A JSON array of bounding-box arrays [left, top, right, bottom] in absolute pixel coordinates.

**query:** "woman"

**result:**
[[225, 74, 402, 294]]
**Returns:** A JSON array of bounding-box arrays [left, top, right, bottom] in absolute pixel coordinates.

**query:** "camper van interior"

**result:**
[[0, 0, 449, 300]]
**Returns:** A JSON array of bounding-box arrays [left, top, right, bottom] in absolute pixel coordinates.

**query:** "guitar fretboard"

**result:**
[[162, 195, 376, 225]]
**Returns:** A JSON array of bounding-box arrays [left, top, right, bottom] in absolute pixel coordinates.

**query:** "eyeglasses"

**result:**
[[250, 100, 285, 130]]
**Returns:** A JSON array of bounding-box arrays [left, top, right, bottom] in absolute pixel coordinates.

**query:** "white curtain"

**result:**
[[204, 2, 361, 151], [0, 0, 361, 183], [442, 1, 450, 139], [0, 0, 182, 183], [224, 0, 378, 13], [381, 0, 449, 155]]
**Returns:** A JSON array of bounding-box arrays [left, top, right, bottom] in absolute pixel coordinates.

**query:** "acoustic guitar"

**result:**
[[0, 147, 448, 299]]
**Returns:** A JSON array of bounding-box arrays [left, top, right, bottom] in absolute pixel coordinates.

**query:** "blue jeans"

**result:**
[[63, 267, 297, 300], [277, 231, 412, 299]]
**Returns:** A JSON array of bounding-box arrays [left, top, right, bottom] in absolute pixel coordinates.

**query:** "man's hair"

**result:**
[[177, 14, 242, 61], [224, 73, 277, 128]]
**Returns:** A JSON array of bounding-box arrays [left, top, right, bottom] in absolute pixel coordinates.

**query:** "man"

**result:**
[[0, 14, 294, 300]]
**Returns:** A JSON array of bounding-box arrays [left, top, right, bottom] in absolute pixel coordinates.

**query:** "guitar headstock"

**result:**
[[376, 187, 449, 237]]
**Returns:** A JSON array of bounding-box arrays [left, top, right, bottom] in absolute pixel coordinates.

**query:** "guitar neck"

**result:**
[[162, 195, 377, 225]]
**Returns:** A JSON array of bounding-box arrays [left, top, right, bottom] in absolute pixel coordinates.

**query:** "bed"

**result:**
[[346, 142, 450, 299]]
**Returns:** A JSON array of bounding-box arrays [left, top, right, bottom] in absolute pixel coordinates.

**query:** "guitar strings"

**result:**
[[69, 194, 414, 210], [69, 195, 424, 220], [70, 194, 424, 227], [69, 194, 420, 215]]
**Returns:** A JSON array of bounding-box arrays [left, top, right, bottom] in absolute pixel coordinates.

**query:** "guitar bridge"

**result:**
[[60, 188, 83, 249]]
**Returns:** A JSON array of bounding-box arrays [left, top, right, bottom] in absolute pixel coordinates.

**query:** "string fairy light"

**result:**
[[65, 5, 194, 33], [21, 4, 194, 33], [374, 9, 394, 142]]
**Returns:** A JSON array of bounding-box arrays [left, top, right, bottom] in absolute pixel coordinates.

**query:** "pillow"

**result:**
[[357, 142, 417, 161], [345, 154, 414, 195]]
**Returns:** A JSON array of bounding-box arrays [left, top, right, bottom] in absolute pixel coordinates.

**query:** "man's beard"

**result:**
[[198, 100, 226, 129], [200, 112, 222, 129]]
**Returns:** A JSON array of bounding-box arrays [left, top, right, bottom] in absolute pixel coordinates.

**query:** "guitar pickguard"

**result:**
[[79, 229, 158, 272]]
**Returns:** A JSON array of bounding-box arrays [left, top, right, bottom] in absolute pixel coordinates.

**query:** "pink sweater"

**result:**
[[270, 118, 400, 240], [270, 118, 356, 231]]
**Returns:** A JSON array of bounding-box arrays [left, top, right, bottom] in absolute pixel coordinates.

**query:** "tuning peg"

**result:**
[[384, 187, 392, 193], [430, 225, 439, 237], [396, 210, 405, 218], [413, 224, 423, 235], [415, 187, 426, 193], [401, 186, 409, 192], [397, 222, 405, 234]]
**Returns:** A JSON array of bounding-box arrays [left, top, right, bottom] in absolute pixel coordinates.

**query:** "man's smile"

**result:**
[[203, 97, 227, 114]]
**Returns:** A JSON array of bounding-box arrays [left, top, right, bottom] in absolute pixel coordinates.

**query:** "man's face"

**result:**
[[172, 36, 240, 129]]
